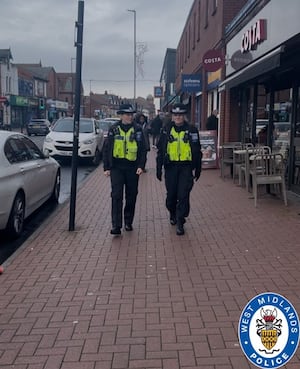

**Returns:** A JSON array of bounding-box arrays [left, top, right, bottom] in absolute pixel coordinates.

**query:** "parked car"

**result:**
[[0, 131, 61, 238], [26, 118, 51, 136], [43, 117, 104, 165], [99, 119, 115, 138], [104, 117, 119, 123]]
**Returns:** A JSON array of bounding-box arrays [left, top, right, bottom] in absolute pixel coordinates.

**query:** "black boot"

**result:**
[[110, 227, 121, 235], [176, 222, 184, 236], [125, 224, 133, 231], [169, 212, 177, 225]]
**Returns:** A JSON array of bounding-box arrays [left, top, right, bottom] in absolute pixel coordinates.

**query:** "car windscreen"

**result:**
[[53, 119, 93, 133], [29, 120, 46, 124], [99, 121, 112, 131]]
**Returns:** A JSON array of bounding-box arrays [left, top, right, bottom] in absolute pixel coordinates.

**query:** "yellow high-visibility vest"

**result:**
[[113, 127, 138, 161], [167, 127, 192, 161]]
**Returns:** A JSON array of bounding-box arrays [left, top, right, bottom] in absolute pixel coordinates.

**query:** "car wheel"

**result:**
[[6, 192, 25, 238], [49, 170, 61, 203], [92, 148, 101, 166]]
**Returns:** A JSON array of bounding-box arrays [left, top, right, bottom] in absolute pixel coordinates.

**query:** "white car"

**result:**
[[104, 118, 119, 123], [43, 117, 104, 165], [0, 131, 61, 238]]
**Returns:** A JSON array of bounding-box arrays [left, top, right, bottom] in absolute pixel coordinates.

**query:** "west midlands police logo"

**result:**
[[238, 292, 299, 368]]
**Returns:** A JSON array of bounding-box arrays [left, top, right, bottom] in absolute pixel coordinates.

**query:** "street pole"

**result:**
[[69, 0, 84, 231], [71, 57, 76, 116], [89, 79, 92, 117], [127, 9, 136, 106]]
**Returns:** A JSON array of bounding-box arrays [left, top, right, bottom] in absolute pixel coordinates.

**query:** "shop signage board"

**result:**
[[231, 49, 253, 70], [154, 86, 163, 98], [241, 19, 267, 53], [181, 74, 201, 92], [199, 130, 218, 169], [10, 95, 28, 106], [202, 49, 225, 72]]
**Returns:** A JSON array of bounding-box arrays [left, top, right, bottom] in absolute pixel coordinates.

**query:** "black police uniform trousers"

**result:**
[[110, 166, 139, 229], [164, 163, 194, 224]]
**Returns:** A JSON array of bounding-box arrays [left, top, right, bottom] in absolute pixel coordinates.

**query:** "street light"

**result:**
[[127, 9, 136, 105]]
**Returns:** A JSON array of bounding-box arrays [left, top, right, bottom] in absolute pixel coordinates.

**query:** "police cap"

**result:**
[[117, 104, 136, 115], [171, 103, 187, 114]]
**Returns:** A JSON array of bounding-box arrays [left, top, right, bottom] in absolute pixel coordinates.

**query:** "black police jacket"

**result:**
[[103, 121, 147, 171], [156, 121, 202, 174]]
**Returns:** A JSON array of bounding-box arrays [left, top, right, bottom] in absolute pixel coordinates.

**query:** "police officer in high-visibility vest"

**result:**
[[156, 103, 202, 235], [103, 104, 147, 235]]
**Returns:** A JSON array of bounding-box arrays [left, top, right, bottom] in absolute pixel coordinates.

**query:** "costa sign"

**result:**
[[202, 49, 224, 72], [241, 19, 266, 53]]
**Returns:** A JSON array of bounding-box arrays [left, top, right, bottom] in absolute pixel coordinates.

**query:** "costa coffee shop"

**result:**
[[219, 0, 300, 193]]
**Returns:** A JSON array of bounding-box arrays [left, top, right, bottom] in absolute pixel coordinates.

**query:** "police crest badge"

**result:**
[[238, 292, 299, 369]]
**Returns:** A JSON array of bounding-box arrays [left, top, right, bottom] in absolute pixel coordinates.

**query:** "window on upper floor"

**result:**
[[204, 0, 208, 28], [35, 80, 46, 97], [5, 76, 12, 93], [193, 12, 196, 49], [185, 33, 188, 62], [197, 0, 201, 41], [188, 24, 191, 58], [212, 0, 218, 15]]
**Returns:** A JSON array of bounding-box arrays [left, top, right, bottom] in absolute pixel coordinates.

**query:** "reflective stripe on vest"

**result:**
[[167, 127, 192, 161], [113, 127, 138, 161]]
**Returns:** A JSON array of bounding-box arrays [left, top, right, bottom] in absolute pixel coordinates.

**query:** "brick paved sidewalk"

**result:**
[[0, 149, 300, 369]]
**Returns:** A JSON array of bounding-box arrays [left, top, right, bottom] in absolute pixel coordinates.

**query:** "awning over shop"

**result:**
[[219, 46, 284, 91]]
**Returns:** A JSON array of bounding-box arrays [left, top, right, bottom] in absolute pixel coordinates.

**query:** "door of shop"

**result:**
[[289, 86, 300, 194]]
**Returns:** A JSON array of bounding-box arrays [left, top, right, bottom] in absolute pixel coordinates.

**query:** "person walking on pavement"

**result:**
[[156, 103, 202, 236], [206, 109, 219, 131], [135, 113, 151, 171], [103, 104, 147, 235], [150, 113, 163, 148]]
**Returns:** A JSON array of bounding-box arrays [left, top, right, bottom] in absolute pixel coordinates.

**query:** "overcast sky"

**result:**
[[1, 0, 194, 100]]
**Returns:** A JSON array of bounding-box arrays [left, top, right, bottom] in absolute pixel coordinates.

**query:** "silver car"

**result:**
[[26, 118, 51, 136], [0, 131, 60, 238]]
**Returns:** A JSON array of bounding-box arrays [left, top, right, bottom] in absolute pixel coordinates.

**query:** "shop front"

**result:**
[[9, 95, 39, 129], [220, 0, 300, 193], [47, 99, 69, 123]]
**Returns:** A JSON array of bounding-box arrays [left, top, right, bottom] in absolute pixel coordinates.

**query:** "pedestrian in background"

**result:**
[[156, 103, 202, 236], [150, 114, 163, 148], [206, 109, 219, 131], [162, 112, 172, 128], [103, 104, 147, 235], [135, 113, 151, 171]]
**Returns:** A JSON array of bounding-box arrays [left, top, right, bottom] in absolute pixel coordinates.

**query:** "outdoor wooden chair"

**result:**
[[251, 153, 287, 207]]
